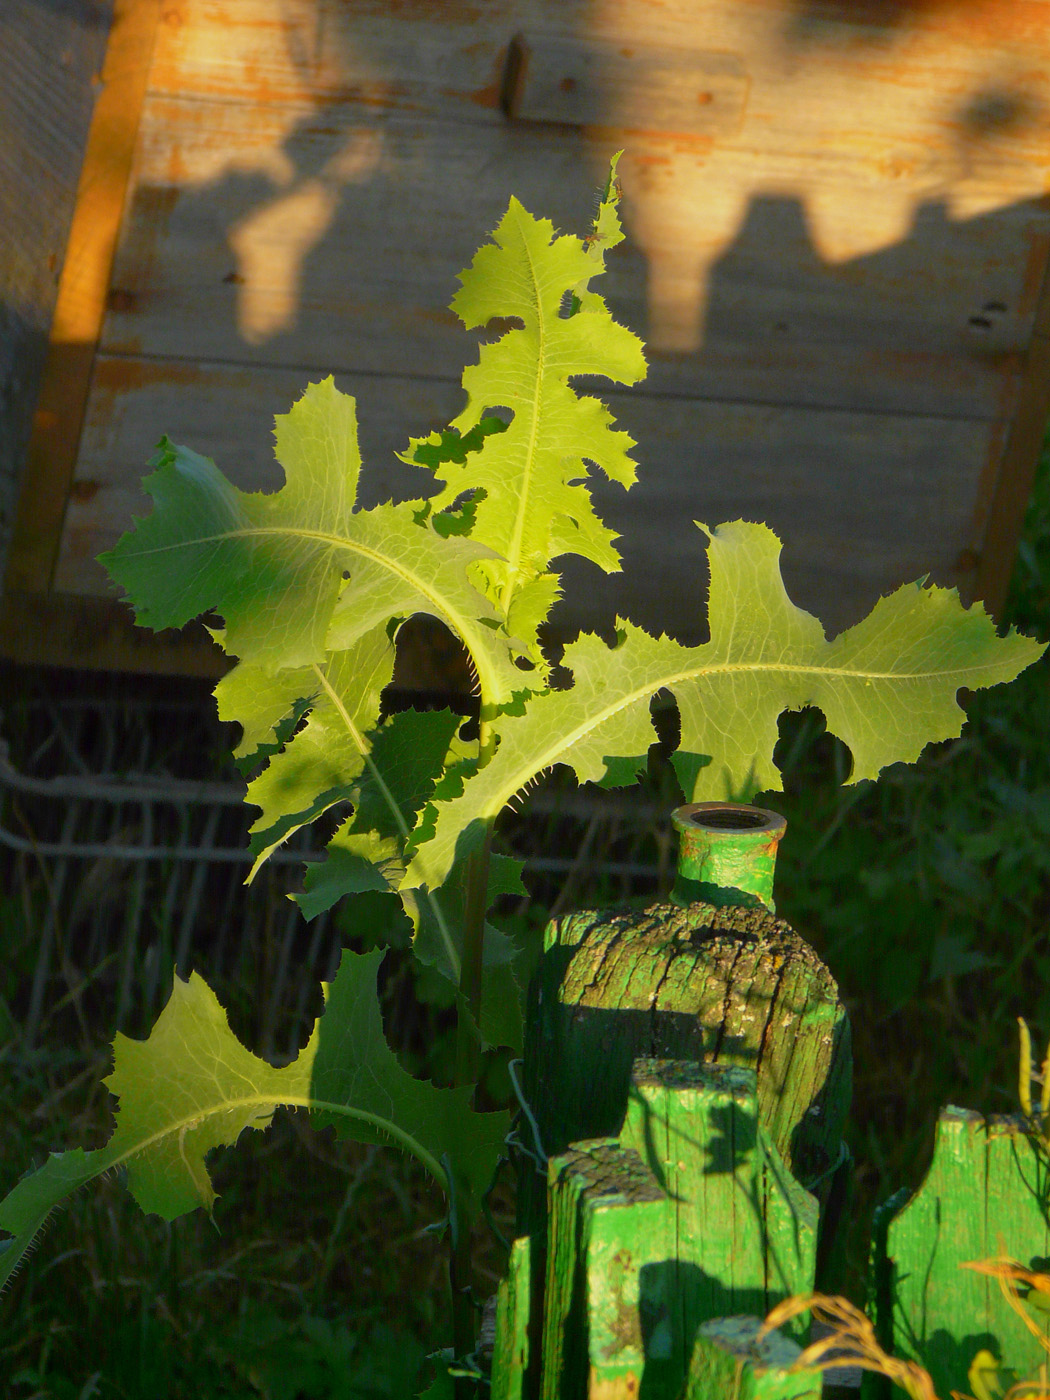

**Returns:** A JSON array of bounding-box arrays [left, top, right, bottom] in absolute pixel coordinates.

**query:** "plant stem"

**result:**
[[450, 712, 497, 1390], [455, 827, 494, 1085]]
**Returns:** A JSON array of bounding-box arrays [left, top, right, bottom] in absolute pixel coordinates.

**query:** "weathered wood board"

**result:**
[[871, 1107, 1050, 1400], [0, 0, 113, 577], [5, 0, 1050, 676]]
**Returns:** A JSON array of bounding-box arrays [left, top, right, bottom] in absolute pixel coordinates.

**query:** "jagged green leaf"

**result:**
[[404, 164, 646, 657], [98, 378, 525, 704], [292, 704, 462, 934], [242, 624, 398, 874], [0, 951, 507, 1295], [405, 520, 1046, 890], [212, 644, 318, 771], [301, 817, 527, 1051]]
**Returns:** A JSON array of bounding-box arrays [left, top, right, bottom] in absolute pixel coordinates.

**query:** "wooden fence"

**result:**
[[486, 804, 1050, 1398]]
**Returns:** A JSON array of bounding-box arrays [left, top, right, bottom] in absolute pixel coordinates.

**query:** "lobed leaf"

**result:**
[[0, 951, 507, 1295], [404, 156, 646, 659], [405, 520, 1046, 891], [100, 378, 526, 705], [240, 624, 400, 875]]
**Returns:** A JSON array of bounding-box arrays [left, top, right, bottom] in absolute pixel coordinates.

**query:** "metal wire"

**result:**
[[0, 689, 670, 1060]]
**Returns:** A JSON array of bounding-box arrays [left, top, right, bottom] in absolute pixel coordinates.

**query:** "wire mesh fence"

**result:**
[[0, 668, 677, 1067]]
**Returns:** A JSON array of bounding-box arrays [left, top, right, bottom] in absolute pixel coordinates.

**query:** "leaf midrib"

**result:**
[[123, 522, 513, 704], [499, 221, 546, 624], [467, 650, 1015, 821], [313, 664, 461, 979], [108, 1093, 448, 1190]]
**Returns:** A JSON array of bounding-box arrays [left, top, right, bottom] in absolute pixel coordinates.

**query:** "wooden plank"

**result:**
[[0, 588, 223, 677], [877, 1108, 988, 1398], [521, 1067, 818, 1398], [3, 0, 164, 599], [518, 901, 849, 1248], [151, 0, 1050, 198], [0, 1, 112, 562], [51, 358, 464, 596], [873, 1107, 1050, 1400], [54, 357, 997, 642], [619, 1062, 818, 1336], [685, 1317, 821, 1400], [983, 1115, 1050, 1379], [491, 1235, 532, 1400], [96, 95, 1049, 423], [541, 1140, 668, 1399], [503, 33, 749, 136], [580, 1148, 673, 1398], [974, 251, 1050, 616], [621, 1062, 765, 1337]]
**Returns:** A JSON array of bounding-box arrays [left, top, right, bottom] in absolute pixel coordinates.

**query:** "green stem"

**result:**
[[450, 710, 497, 1390], [454, 826, 495, 1087]]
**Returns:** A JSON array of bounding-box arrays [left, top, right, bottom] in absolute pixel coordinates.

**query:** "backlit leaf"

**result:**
[[404, 161, 646, 658], [406, 521, 1045, 891], [0, 952, 507, 1293], [100, 378, 525, 705]]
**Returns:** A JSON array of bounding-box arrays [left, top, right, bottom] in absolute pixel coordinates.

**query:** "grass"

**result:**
[[1, 448, 1049, 1395]]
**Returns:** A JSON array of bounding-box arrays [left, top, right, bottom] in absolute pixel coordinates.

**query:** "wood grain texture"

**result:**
[[0, 0, 112, 565], [55, 357, 994, 641], [503, 32, 749, 136], [98, 96, 1048, 422], [491, 1236, 532, 1400], [527, 1067, 818, 1398], [3, 0, 163, 599], [11, 0, 1050, 672], [150, 0, 1050, 196], [619, 1061, 817, 1335], [974, 250, 1050, 614], [519, 900, 850, 1248], [872, 1107, 1050, 1400]]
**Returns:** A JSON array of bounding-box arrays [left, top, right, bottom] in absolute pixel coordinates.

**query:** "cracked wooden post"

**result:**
[[519, 876, 851, 1244], [492, 802, 852, 1397]]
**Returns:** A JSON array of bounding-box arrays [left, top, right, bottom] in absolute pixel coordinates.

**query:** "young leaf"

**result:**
[[405, 520, 1046, 891], [236, 623, 397, 873], [99, 378, 526, 705], [0, 951, 507, 1295], [404, 161, 646, 657]]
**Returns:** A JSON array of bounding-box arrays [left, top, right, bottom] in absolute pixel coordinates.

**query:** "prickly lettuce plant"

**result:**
[[0, 158, 1043, 1380]]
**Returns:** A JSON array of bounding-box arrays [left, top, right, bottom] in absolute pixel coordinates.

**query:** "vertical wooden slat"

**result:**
[[4, 0, 163, 596], [973, 246, 1050, 618], [872, 1107, 1050, 1400], [491, 1235, 532, 1400]]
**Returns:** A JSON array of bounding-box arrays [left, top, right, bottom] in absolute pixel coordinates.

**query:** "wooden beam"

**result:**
[[0, 589, 225, 678], [973, 230, 1050, 619], [3, 0, 164, 602]]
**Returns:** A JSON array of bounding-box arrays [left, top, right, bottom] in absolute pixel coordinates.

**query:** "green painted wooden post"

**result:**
[[491, 1236, 532, 1400], [519, 895, 851, 1244], [868, 1106, 1050, 1400], [492, 1061, 819, 1398], [541, 1139, 669, 1399], [618, 1060, 817, 1335], [493, 802, 850, 1396], [686, 1317, 822, 1400]]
